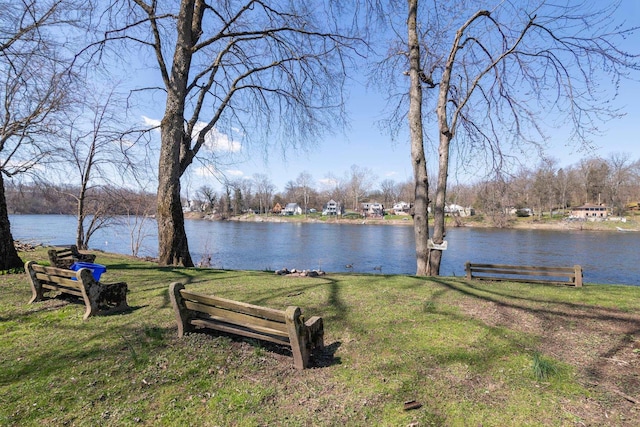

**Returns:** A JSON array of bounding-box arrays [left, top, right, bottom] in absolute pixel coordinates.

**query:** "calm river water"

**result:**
[[8, 214, 640, 286]]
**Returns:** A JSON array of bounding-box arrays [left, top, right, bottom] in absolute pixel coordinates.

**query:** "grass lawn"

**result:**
[[1, 248, 639, 426]]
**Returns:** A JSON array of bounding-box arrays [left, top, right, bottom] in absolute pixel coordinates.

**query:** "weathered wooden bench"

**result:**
[[26, 261, 129, 320], [169, 282, 324, 370], [465, 262, 583, 287], [48, 245, 97, 269]]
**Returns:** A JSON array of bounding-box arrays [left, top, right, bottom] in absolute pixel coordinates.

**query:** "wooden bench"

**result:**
[[26, 261, 129, 320], [465, 262, 583, 287], [169, 282, 324, 370], [48, 245, 97, 269]]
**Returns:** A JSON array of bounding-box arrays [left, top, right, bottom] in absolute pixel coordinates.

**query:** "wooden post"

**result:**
[[465, 261, 472, 280], [574, 265, 583, 287]]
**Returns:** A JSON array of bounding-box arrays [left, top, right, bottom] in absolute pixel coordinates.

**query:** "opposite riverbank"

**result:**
[[185, 211, 640, 232]]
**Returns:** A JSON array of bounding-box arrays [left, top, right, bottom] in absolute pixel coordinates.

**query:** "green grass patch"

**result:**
[[1, 248, 638, 425]]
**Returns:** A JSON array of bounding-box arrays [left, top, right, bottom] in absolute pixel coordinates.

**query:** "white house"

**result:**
[[283, 203, 303, 215], [322, 199, 343, 215], [445, 204, 475, 217], [570, 203, 608, 220], [361, 202, 384, 217], [393, 201, 411, 215]]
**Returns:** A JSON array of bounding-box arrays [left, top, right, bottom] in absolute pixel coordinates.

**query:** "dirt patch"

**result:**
[[452, 291, 640, 425]]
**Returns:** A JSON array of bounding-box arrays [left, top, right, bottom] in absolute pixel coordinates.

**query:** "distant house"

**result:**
[[445, 204, 475, 217], [283, 203, 302, 215], [508, 207, 532, 217], [272, 203, 283, 214], [361, 202, 384, 217], [393, 201, 411, 215], [322, 199, 343, 216], [571, 203, 608, 220]]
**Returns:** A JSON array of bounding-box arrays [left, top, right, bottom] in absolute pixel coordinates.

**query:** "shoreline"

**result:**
[[184, 211, 639, 232]]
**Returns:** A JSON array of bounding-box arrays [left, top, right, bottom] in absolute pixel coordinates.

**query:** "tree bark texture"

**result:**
[[156, 0, 198, 267], [407, 0, 430, 276], [0, 173, 24, 271]]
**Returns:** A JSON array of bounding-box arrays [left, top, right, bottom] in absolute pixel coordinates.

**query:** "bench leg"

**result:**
[[25, 261, 44, 304], [285, 306, 310, 370], [169, 282, 194, 337], [79, 270, 128, 320], [305, 316, 324, 351]]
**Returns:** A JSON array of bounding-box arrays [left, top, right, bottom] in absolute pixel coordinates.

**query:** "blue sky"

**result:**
[[148, 1, 640, 196]]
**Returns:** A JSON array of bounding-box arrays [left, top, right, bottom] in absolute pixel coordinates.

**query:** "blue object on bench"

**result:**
[[70, 262, 107, 281]]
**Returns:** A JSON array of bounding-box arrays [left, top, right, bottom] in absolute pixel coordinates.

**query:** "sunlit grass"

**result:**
[[0, 248, 638, 425]]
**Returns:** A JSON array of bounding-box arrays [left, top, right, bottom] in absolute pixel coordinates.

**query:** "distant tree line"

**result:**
[[182, 155, 640, 219], [9, 154, 639, 220], [6, 182, 156, 217]]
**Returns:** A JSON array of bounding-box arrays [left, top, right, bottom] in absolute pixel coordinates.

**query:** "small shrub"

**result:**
[[532, 352, 558, 381]]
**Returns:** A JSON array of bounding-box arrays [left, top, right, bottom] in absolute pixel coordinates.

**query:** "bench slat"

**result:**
[[470, 268, 574, 278], [468, 263, 575, 273], [179, 290, 286, 322], [190, 318, 291, 346], [41, 283, 84, 297], [470, 276, 570, 284], [465, 261, 582, 287], [31, 264, 77, 277], [34, 272, 83, 286], [184, 300, 289, 338]]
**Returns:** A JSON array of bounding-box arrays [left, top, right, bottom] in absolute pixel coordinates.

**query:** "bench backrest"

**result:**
[[465, 262, 583, 286], [173, 285, 292, 346], [27, 261, 86, 297], [170, 282, 323, 369]]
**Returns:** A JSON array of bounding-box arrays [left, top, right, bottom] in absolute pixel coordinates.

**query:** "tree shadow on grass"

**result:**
[[427, 277, 640, 390], [182, 329, 342, 369]]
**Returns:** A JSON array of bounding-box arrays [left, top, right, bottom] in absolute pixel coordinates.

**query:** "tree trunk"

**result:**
[[76, 184, 86, 250], [0, 174, 24, 271], [156, 0, 196, 267], [157, 136, 192, 266], [428, 131, 451, 276], [407, 0, 430, 276]]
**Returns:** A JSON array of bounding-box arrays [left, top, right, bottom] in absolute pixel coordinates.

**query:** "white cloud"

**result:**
[[142, 116, 161, 129], [193, 165, 219, 178], [141, 117, 242, 153], [319, 177, 339, 188], [384, 171, 398, 177], [193, 122, 242, 153], [225, 169, 244, 177]]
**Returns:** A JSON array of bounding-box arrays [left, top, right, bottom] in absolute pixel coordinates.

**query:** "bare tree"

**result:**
[[320, 172, 348, 206], [346, 164, 376, 211], [555, 166, 577, 214], [196, 185, 218, 214], [380, 0, 639, 275], [577, 157, 610, 205], [606, 152, 636, 215], [0, 0, 80, 271], [58, 86, 140, 249], [379, 179, 399, 207], [296, 171, 314, 215], [94, 1, 360, 266], [475, 175, 510, 227], [531, 159, 559, 218], [252, 173, 275, 215]]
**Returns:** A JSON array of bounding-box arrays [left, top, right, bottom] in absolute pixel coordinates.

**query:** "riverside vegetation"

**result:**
[[1, 249, 639, 426]]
